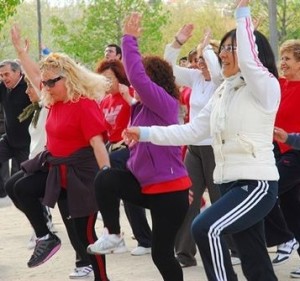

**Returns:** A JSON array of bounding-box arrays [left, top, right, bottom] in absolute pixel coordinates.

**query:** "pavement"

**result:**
[[0, 199, 299, 281]]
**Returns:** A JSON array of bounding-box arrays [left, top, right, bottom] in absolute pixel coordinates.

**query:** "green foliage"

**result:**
[[50, 0, 169, 67], [2, 0, 300, 69], [250, 0, 300, 44], [0, 0, 23, 31], [162, 2, 235, 60]]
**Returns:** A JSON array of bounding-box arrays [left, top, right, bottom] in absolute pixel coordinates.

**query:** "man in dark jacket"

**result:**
[[0, 59, 32, 206]]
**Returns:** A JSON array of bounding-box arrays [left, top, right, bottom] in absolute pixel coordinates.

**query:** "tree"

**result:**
[[251, 0, 300, 44], [268, 0, 278, 61], [50, 0, 169, 67], [0, 0, 23, 31], [162, 2, 235, 60]]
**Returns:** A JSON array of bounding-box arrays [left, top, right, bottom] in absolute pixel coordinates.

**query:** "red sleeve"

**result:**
[[79, 99, 107, 142]]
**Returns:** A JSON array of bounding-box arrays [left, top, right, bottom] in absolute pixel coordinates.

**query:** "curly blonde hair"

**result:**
[[280, 39, 300, 62], [40, 53, 110, 105]]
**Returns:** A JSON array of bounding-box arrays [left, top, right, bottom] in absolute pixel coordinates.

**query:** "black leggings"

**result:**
[[94, 168, 189, 281], [5, 170, 108, 281]]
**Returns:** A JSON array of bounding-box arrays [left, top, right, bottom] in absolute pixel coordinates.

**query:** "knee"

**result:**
[[151, 250, 166, 269], [191, 215, 209, 244]]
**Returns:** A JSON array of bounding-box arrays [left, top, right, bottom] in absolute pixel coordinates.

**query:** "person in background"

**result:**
[[123, 1, 280, 280], [164, 25, 223, 268], [0, 59, 32, 207], [263, 38, 300, 277], [87, 12, 191, 281], [104, 44, 122, 61], [0, 104, 11, 207], [95, 58, 152, 256], [187, 48, 199, 69], [179, 56, 188, 67]]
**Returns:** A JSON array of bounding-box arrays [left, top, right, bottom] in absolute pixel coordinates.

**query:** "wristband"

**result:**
[[100, 165, 110, 171], [175, 36, 183, 46]]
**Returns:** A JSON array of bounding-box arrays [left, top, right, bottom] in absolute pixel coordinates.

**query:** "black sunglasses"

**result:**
[[41, 76, 62, 88]]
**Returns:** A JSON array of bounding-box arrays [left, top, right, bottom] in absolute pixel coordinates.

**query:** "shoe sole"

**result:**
[[87, 245, 128, 255], [180, 262, 197, 268], [69, 272, 94, 279], [28, 243, 61, 268], [131, 250, 151, 256]]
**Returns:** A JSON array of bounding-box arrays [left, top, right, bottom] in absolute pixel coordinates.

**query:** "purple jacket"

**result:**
[[122, 35, 189, 189]]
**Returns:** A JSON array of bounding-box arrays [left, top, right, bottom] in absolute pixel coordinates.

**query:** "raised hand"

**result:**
[[11, 24, 29, 55], [197, 28, 212, 54], [252, 16, 263, 30], [123, 12, 142, 38], [236, 0, 250, 8], [174, 23, 194, 46]]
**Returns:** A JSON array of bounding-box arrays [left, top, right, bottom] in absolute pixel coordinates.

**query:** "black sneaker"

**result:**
[[176, 256, 197, 268], [27, 233, 61, 268]]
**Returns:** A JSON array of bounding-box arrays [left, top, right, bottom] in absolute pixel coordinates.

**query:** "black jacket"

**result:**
[[21, 147, 99, 218]]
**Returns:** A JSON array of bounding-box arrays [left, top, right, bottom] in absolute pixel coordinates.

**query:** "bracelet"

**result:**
[[174, 36, 184, 46], [100, 165, 110, 172]]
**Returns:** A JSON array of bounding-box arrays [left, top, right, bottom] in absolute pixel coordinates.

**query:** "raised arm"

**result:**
[[164, 24, 204, 87], [235, 1, 280, 110], [122, 13, 178, 118], [11, 25, 41, 94], [199, 29, 223, 86]]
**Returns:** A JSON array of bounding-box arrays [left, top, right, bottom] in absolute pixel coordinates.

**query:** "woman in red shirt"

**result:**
[[8, 52, 111, 281]]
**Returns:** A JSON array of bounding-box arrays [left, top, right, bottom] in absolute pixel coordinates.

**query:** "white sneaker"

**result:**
[[272, 238, 299, 266], [0, 196, 12, 208], [131, 246, 151, 256], [231, 256, 241, 266], [27, 232, 37, 250], [69, 265, 93, 279], [97, 212, 102, 221], [87, 228, 128, 255], [290, 267, 300, 278]]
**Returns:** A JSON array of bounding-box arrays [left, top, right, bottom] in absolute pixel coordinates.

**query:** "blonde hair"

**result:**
[[280, 39, 300, 62], [40, 53, 110, 106]]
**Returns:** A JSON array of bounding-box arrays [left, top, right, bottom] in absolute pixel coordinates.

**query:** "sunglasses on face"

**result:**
[[220, 45, 237, 53], [41, 76, 62, 88]]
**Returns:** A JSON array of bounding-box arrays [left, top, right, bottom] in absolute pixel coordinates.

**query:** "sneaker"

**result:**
[[87, 228, 127, 255], [97, 212, 102, 221], [27, 232, 37, 250], [47, 221, 57, 233], [231, 256, 241, 266], [272, 238, 299, 266], [69, 265, 93, 279], [131, 246, 151, 256], [291, 267, 300, 278], [27, 233, 61, 268], [0, 195, 12, 208], [176, 256, 197, 268]]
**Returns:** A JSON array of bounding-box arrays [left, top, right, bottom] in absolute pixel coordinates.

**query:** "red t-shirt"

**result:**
[[99, 91, 132, 143], [46, 98, 106, 157], [180, 86, 191, 123], [275, 78, 300, 154]]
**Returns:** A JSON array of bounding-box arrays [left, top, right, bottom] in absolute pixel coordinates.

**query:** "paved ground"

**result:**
[[0, 200, 299, 281]]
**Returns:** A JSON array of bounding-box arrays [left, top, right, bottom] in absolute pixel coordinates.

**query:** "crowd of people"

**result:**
[[1, 0, 300, 280]]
